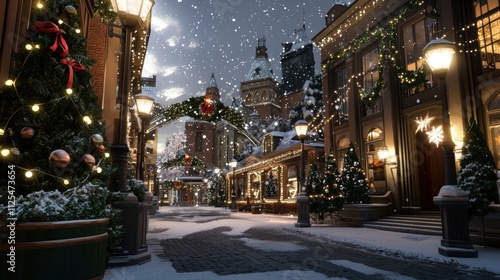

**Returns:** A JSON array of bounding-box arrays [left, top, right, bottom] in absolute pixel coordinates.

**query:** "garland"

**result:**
[[323, 0, 426, 106], [160, 155, 207, 170], [161, 96, 245, 128]]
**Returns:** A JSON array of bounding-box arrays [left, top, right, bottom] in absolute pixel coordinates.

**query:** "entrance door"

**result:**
[[416, 131, 445, 211]]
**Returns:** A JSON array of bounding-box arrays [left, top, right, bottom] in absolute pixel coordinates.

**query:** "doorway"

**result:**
[[416, 131, 445, 211]]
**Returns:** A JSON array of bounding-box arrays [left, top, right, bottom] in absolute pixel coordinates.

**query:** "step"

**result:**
[[362, 215, 442, 236]]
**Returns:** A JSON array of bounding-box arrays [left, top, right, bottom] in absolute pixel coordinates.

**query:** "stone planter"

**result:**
[[0, 218, 109, 280], [340, 203, 392, 224]]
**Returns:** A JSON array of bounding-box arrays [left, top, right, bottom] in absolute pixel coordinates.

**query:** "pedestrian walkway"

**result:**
[[103, 206, 500, 279]]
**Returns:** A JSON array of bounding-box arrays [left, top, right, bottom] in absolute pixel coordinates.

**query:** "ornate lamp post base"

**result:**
[[295, 192, 311, 227]]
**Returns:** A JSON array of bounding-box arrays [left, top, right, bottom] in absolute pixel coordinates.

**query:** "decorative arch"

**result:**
[[147, 96, 244, 133]]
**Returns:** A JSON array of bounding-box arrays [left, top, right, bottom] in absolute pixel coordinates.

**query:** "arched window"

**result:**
[[365, 127, 386, 193]]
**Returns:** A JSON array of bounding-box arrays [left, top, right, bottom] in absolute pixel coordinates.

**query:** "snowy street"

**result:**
[[104, 207, 500, 279]]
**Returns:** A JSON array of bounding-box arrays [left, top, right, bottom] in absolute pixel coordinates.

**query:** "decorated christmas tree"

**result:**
[[457, 118, 498, 216], [340, 143, 370, 204], [0, 1, 112, 214], [265, 170, 277, 197], [305, 163, 324, 215], [323, 151, 344, 212]]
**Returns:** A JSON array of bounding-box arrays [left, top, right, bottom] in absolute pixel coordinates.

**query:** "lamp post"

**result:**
[[109, 0, 155, 192], [294, 119, 311, 227], [107, 0, 155, 266], [135, 92, 155, 181], [229, 159, 237, 212], [424, 38, 477, 258]]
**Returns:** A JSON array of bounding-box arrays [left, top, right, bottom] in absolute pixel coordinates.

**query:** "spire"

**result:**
[[205, 72, 220, 102], [208, 72, 218, 89], [245, 36, 275, 81]]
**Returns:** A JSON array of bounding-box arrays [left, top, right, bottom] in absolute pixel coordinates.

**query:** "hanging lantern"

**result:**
[[184, 154, 191, 165]]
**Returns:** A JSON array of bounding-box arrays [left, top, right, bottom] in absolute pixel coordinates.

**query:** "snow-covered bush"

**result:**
[[128, 179, 147, 202], [12, 183, 110, 223]]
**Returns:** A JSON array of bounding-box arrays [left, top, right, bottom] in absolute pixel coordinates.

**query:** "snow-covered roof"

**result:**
[[245, 56, 275, 81], [283, 25, 313, 56]]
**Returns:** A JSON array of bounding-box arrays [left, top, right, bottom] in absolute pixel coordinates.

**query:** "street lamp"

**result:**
[[422, 38, 456, 186], [294, 119, 311, 227], [107, 0, 155, 266], [229, 159, 238, 212], [135, 92, 155, 181], [109, 0, 155, 192], [424, 38, 477, 257]]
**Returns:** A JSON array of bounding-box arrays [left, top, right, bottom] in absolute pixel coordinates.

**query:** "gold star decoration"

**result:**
[[414, 113, 434, 134]]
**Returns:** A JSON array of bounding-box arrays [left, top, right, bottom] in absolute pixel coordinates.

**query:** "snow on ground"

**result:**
[[104, 206, 500, 279]]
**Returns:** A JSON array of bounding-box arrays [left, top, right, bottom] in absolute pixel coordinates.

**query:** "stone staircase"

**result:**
[[362, 213, 442, 236]]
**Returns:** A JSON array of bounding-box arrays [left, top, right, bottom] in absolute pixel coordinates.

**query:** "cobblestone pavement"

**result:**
[[153, 209, 498, 279]]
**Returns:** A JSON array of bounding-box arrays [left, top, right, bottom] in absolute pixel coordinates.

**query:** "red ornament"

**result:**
[[184, 154, 191, 165], [20, 127, 35, 140], [201, 98, 215, 116], [174, 181, 181, 190], [97, 145, 105, 153], [49, 149, 70, 168], [81, 154, 96, 167]]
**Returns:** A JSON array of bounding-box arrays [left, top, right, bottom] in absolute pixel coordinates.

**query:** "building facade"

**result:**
[[314, 0, 500, 214]]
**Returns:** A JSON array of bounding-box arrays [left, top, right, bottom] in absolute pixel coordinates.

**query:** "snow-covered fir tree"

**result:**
[[457, 117, 498, 216], [323, 151, 344, 212], [305, 163, 324, 214], [340, 143, 370, 204], [265, 170, 277, 197], [289, 74, 324, 138]]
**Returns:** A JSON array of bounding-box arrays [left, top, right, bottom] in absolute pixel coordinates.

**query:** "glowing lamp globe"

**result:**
[[422, 38, 455, 78]]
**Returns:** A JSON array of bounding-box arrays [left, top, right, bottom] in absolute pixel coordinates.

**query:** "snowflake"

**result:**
[[426, 125, 444, 147]]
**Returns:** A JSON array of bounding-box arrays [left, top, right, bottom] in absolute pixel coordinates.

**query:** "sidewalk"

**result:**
[[103, 206, 500, 279]]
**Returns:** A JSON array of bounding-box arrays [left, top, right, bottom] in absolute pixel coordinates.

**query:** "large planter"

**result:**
[[340, 203, 392, 224], [0, 218, 109, 280]]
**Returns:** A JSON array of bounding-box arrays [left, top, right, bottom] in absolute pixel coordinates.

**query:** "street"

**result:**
[[105, 207, 500, 280]]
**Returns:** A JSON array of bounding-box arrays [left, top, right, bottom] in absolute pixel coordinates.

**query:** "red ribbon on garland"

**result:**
[[60, 58, 86, 88], [34, 21, 69, 57], [201, 99, 215, 116]]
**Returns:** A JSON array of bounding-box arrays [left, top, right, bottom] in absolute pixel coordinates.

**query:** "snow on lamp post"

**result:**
[[109, 0, 155, 192], [229, 159, 238, 212], [294, 119, 311, 227], [424, 38, 477, 258], [135, 92, 155, 181]]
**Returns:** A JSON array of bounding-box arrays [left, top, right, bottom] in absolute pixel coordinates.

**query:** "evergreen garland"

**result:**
[[161, 96, 245, 129], [457, 118, 498, 216], [340, 143, 370, 204]]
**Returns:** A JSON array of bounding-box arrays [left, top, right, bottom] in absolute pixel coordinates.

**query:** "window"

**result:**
[[361, 48, 382, 114], [334, 67, 348, 125], [476, 0, 500, 70], [488, 92, 500, 168], [365, 127, 387, 193], [337, 136, 351, 173], [195, 132, 203, 152], [402, 17, 436, 95]]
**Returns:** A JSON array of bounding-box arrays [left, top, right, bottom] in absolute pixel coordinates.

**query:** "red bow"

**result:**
[[60, 58, 86, 88], [201, 101, 215, 116], [34, 21, 69, 57]]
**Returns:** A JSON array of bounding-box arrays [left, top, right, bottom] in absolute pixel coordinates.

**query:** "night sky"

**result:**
[[142, 1, 339, 149]]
